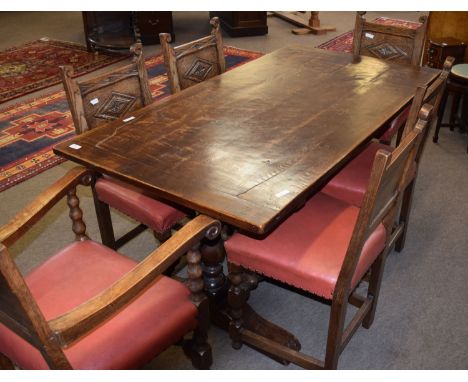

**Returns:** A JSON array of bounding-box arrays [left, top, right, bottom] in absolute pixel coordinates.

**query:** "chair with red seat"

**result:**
[[225, 106, 432, 369], [322, 57, 453, 251], [0, 166, 219, 369], [60, 43, 187, 250], [352, 11, 429, 145]]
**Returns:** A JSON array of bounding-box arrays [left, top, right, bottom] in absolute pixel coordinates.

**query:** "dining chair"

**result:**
[[0, 166, 220, 369], [352, 11, 428, 66], [224, 105, 432, 369], [159, 17, 226, 94], [322, 57, 453, 252], [60, 43, 186, 250], [352, 11, 429, 145]]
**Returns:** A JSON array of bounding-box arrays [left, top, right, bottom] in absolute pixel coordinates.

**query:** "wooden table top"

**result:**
[[54, 46, 439, 235]]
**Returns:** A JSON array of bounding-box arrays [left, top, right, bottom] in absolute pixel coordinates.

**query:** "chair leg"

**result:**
[[362, 250, 387, 329], [324, 297, 348, 370], [91, 188, 117, 249], [395, 179, 416, 253], [433, 90, 449, 143], [0, 353, 15, 369], [184, 299, 213, 369], [449, 93, 461, 131], [228, 263, 248, 350]]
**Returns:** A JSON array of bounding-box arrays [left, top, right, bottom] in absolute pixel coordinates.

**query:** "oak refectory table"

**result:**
[[54, 45, 439, 358]]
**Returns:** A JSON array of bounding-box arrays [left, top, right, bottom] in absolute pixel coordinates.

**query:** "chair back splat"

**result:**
[[352, 11, 428, 66], [60, 43, 186, 250], [60, 42, 152, 134], [336, 104, 433, 299], [160, 17, 226, 94]]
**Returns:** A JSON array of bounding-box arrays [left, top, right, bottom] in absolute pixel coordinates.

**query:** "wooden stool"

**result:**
[[433, 64, 468, 152]]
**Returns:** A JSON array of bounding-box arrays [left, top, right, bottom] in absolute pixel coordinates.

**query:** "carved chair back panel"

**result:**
[[78, 66, 148, 130], [353, 13, 428, 66], [175, 37, 223, 91]]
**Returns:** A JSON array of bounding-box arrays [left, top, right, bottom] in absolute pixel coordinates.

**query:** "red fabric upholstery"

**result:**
[[95, 176, 186, 234], [0, 240, 197, 369], [226, 192, 387, 299], [379, 105, 410, 143], [322, 142, 416, 208]]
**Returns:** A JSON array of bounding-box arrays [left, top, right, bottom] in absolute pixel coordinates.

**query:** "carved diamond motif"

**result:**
[[94, 92, 136, 121], [367, 43, 407, 61], [184, 58, 215, 83]]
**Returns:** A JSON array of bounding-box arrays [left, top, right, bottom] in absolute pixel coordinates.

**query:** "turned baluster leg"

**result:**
[[67, 186, 89, 241], [184, 244, 213, 369], [200, 232, 227, 300], [228, 263, 247, 350]]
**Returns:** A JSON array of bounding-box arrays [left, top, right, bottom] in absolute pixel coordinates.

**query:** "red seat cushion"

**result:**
[[322, 142, 416, 208], [0, 240, 197, 369], [322, 142, 391, 207], [379, 105, 410, 144], [95, 176, 186, 234], [226, 192, 387, 300]]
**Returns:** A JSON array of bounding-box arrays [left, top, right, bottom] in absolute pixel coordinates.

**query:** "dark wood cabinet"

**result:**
[[423, 11, 468, 66], [427, 37, 466, 69], [209, 12, 268, 37], [82, 12, 174, 53]]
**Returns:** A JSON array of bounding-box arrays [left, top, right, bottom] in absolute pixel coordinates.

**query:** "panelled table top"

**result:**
[[54, 46, 439, 235]]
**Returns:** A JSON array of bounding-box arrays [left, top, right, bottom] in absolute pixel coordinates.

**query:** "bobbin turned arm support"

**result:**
[[48, 215, 221, 347], [0, 166, 94, 248]]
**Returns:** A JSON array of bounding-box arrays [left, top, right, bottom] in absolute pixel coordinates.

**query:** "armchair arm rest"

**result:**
[[0, 166, 93, 248], [48, 214, 221, 347]]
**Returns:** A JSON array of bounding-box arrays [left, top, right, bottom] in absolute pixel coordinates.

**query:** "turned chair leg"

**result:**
[[0, 353, 15, 369], [184, 299, 213, 369], [324, 297, 348, 370], [362, 250, 387, 329], [183, 245, 213, 369], [228, 263, 248, 350], [395, 180, 416, 253]]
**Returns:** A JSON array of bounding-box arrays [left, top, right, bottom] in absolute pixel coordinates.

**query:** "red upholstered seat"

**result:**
[[225, 192, 387, 299], [379, 105, 410, 143], [95, 176, 186, 235], [0, 240, 197, 370], [322, 142, 416, 208], [322, 142, 391, 207]]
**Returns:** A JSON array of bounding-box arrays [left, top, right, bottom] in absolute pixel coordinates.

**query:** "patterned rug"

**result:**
[[317, 16, 422, 53], [0, 38, 128, 103], [0, 46, 263, 192]]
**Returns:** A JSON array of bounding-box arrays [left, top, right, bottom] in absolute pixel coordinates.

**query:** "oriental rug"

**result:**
[[0, 38, 128, 104], [0, 46, 263, 192], [316, 16, 423, 53]]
